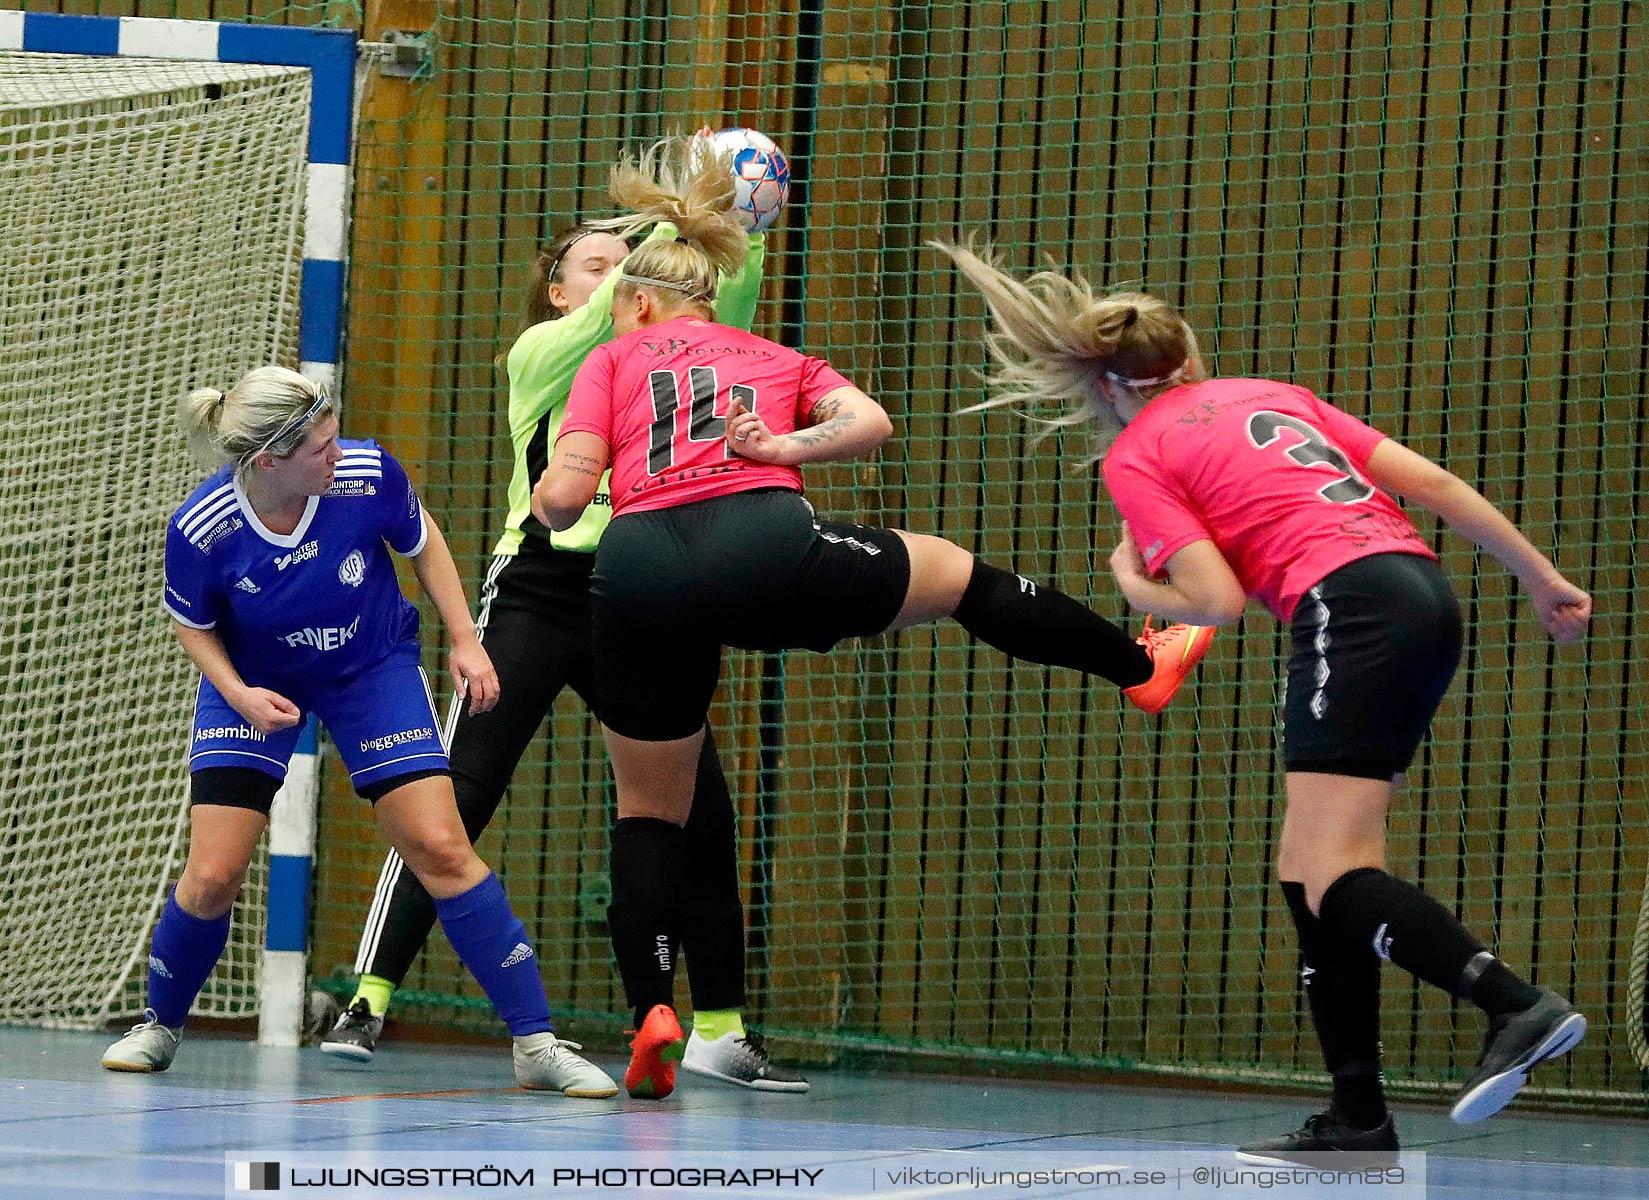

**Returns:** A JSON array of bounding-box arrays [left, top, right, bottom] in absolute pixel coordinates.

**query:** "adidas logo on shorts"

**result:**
[[499, 942, 534, 969], [1372, 923, 1395, 962], [817, 528, 882, 556]]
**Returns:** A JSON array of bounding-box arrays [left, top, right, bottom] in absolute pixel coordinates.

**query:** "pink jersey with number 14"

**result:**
[[1101, 378, 1436, 621], [560, 315, 853, 517]]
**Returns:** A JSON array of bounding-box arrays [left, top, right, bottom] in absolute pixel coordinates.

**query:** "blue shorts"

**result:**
[[189, 651, 449, 796]]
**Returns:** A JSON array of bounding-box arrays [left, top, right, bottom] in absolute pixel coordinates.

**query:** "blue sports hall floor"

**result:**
[[1, 1025, 1645, 1199]]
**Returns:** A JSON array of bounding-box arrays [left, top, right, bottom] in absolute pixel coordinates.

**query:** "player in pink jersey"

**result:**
[[559, 316, 850, 517], [323, 138, 798, 1094], [937, 241, 1593, 1162], [530, 141, 1215, 1101]]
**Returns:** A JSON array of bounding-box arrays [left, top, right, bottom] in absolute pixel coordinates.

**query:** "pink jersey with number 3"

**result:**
[[561, 316, 854, 517], [1102, 378, 1436, 620]]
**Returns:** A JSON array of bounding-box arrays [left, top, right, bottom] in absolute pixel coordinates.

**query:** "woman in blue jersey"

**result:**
[[100, 366, 616, 1098], [321, 139, 808, 1092]]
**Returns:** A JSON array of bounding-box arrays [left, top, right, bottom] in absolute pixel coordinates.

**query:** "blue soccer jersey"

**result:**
[[163, 439, 427, 687]]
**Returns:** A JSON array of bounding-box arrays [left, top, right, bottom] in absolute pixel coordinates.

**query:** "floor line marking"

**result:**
[[295, 1087, 522, 1105]]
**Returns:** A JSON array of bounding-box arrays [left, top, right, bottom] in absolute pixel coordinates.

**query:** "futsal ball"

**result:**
[[707, 127, 791, 232], [303, 988, 342, 1043]]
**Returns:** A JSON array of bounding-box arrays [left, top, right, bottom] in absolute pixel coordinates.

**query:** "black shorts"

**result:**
[[1282, 552, 1463, 780], [190, 764, 448, 811], [591, 488, 910, 740]]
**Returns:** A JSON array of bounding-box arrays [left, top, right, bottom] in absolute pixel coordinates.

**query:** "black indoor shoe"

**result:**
[[319, 997, 383, 1064], [1451, 988, 1586, 1124], [1236, 1105, 1399, 1167]]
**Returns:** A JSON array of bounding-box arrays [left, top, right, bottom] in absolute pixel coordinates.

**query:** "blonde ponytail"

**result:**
[[932, 238, 1202, 455], [180, 386, 229, 468], [588, 135, 750, 312]]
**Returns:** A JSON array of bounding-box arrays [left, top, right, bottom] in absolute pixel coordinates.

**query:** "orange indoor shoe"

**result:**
[[624, 1004, 686, 1099], [1123, 618, 1216, 715]]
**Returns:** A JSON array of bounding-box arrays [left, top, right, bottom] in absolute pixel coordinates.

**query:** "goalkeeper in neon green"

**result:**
[[324, 171, 807, 1091]]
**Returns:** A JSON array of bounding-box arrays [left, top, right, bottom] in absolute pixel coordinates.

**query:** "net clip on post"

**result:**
[[360, 29, 435, 80]]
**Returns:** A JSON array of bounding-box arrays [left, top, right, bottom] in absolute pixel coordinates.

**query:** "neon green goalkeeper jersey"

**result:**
[[493, 223, 767, 556]]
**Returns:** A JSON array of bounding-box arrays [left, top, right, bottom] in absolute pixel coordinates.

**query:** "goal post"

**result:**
[[0, 12, 355, 1046]]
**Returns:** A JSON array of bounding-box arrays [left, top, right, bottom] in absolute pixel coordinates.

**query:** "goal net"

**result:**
[[0, 52, 310, 1027]]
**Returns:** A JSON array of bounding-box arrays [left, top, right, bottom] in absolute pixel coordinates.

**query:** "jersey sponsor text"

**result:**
[[326, 478, 378, 497], [281, 615, 362, 651], [196, 515, 244, 552], [195, 723, 268, 742], [275, 540, 319, 571], [358, 725, 434, 753]]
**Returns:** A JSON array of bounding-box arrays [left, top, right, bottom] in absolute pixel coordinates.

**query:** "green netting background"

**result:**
[[38, 1, 1649, 1108]]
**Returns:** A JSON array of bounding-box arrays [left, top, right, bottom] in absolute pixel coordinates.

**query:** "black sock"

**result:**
[[951, 560, 1151, 687], [1317, 867, 1541, 1015], [1282, 881, 1387, 1128], [679, 730, 746, 1012], [1463, 952, 1547, 1019], [607, 817, 689, 1024]]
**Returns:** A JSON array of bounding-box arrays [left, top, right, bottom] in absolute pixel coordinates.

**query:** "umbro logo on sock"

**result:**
[[1372, 923, 1395, 962], [149, 955, 173, 979], [499, 942, 534, 969]]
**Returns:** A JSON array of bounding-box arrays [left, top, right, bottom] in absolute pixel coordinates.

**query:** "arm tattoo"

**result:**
[[809, 396, 846, 424], [788, 411, 857, 448], [562, 463, 601, 478], [564, 452, 603, 469]]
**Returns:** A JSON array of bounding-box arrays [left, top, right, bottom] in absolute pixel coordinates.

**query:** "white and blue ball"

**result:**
[[708, 127, 791, 232]]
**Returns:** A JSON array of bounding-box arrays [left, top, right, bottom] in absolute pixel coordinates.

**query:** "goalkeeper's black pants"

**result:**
[[348, 542, 746, 1013]]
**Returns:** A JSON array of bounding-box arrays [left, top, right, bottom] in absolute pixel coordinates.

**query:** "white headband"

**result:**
[[255, 389, 329, 458], [545, 229, 598, 279], [1105, 361, 1186, 388], [619, 272, 694, 293]]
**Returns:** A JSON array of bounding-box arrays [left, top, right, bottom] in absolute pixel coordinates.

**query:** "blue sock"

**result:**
[[147, 889, 231, 1028], [433, 873, 552, 1037]]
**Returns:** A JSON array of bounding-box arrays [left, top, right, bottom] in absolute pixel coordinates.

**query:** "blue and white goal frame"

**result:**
[[2, 11, 357, 1046]]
